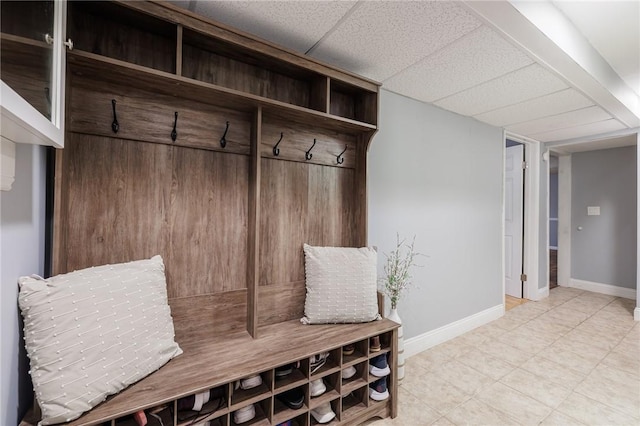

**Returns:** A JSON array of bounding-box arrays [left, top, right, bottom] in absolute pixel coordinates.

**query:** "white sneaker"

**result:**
[[342, 365, 357, 380], [310, 402, 335, 424], [310, 378, 327, 397], [240, 374, 262, 390], [233, 404, 256, 424]]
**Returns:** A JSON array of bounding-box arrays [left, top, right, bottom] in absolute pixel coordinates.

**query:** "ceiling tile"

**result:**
[[506, 106, 612, 135], [383, 25, 534, 102], [473, 88, 594, 127], [530, 119, 626, 142], [309, 1, 482, 81], [191, 1, 357, 53], [434, 64, 569, 117]]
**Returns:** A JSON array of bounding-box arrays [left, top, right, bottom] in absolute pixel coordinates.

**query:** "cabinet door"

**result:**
[[0, 0, 66, 148]]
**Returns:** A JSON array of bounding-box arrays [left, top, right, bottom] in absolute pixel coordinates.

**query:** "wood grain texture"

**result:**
[[67, 51, 377, 134], [182, 43, 311, 109], [310, 76, 330, 113], [169, 148, 249, 298], [68, 1, 176, 73], [114, 0, 380, 92], [65, 318, 397, 426], [246, 108, 262, 337], [261, 116, 357, 168], [257, 281, 306, 327], [69, 77, 252, 155], [0, 34, 51, 119], [59, 134, 171, 273], [171, 290, 247, 343], [259, 159, 308, 288], [0, 1, 53, 41]]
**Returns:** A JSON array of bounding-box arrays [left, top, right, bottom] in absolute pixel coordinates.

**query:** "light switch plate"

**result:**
[[587, 206, 600, 216]]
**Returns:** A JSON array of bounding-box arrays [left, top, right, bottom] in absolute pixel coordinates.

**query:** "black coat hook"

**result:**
[[111, 99, 119, 134], [220, 121, 229, 148], [337, 145, 347, 164], [273, 132, 283, 156], [171, 112, 178, 142], [305, 138, 316, 161]]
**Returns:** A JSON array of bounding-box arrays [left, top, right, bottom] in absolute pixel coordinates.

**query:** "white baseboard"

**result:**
[[635, 307, 640, 321], [568, 278, 637, 300], [404, 304, 504, 359], [538, 286, 549, 299]]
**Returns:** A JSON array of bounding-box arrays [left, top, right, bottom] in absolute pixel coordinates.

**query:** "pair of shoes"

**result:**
[[369, 377, 389, 401], [310, 352, 329, 374], [370, 335, 381, 352], [275, 363, 296, 379], [276, 388, 304, 409], [342, 365, 357, 380], [277, 421, 292, 426], [343, 343, 355, 356], [310, 378, 327, 397], [369, 354, 390, 377], [311, 402, 336, 423], [240, 374, 263, 390], [233, 404, 255, 423]]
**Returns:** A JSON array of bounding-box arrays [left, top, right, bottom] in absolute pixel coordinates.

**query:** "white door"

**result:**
[[505, 144, 524, 298]]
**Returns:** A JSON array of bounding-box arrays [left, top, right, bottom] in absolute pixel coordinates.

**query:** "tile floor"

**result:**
[[367, 287, 639, 425]]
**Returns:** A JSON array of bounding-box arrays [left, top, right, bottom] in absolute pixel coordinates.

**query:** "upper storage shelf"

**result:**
[[65, 0, 379, 131]]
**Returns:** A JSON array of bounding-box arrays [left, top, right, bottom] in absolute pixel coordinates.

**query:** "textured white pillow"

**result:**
[[18, 255, 183, 425], [302, 244, 380, 324]]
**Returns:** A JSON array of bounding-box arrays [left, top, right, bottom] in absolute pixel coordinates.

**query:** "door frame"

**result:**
[[503, 131, 542, 303]]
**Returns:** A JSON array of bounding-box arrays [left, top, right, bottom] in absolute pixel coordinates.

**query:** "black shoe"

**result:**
[[276, 388, 304, 409]]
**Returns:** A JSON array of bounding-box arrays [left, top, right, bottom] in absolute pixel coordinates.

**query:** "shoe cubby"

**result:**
[[309, 348, 341, 379], [341, 340, 367, 366], [176, 385, 229, 426], [273, 385, 308, 426], [340, 387, 369, 422], [275, 360, 308, 393], [340, 361, 368, 396], [68, 1, 177, 73], [232, 398, 271, 426], [230, 370, 273, 409], [368, 331, 392, 356], [309, 372, 340, 410], [309, 398, 340, 426], [114, 403, 175, 426]]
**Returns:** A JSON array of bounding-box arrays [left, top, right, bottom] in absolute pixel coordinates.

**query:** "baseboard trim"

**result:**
[[538, 286, 549, 299], [404, 304, 504, 359], [635, 307, 640, 321], [568, 278, 636, 300]]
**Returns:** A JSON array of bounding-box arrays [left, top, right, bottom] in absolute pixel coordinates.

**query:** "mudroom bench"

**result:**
[[61, 319, 399, 426]]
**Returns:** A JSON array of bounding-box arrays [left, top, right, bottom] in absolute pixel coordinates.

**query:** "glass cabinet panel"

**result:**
[[0, 0, 66, 148]]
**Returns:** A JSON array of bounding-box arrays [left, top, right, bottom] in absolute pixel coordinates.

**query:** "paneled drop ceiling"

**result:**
[[170, 0, 640, 145]]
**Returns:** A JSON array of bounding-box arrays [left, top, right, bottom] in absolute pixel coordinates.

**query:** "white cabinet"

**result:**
[[0, 0, 67, 190]]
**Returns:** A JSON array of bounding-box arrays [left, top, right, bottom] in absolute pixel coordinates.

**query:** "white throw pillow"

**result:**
[[18, 255, 183, 425], [302, 244, 380, 324]]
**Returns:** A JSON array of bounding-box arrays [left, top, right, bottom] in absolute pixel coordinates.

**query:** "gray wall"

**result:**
[[571, 146, 637, 289], [1, 144, 45, 426], [368, 90, 504, 340]]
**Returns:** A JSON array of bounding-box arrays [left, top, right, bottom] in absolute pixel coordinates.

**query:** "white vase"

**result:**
[[387, 307, 405, 382]]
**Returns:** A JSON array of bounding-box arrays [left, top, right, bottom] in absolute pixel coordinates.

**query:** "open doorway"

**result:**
[[549, 154, 558, 289], [505, 139, 525, 301]]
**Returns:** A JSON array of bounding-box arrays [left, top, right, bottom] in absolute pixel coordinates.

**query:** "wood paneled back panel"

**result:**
[[182, 43, 312, 109], [70, 78, 252, 155], [57, 134, 250, 339], [258, 157, 357, 326], [261, 116, 357, 168], [68, 1, 176, 73]]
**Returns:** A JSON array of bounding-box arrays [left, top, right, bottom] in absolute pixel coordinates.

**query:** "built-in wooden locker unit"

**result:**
[[8, 1, 399, 425]]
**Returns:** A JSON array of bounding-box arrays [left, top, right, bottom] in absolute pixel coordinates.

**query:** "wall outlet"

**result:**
[[587, 206, 600, 216]]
